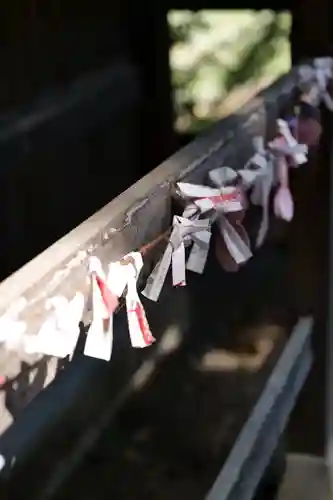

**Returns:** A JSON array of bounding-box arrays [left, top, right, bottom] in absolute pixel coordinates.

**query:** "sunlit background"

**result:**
[[168, 10, 291, 135]]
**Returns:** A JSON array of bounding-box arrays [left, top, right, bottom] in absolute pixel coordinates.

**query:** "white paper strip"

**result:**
[[124, 252, 155, 348], [275, 119, 308, 165], [219, 217, 252, 264], [178, 176, 252, 265], [84, 279, 114, 361], [141, 243, 173, 302], [178, 181, 243, 214], [209, 166, 238, 186], [314, 58, 333, 109], [186, 230, 211, 274], [255, 163, 274, 247], [25, 293, 85, 358], [299, 58, 333, 110], [85, 253, 154, 355], [172, 242, 186, 287], [84, 257, 121, 361], [239, 137, 275, 248], [142, 216, 211, 302]]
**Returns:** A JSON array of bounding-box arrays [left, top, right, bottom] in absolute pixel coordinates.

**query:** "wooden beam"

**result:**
[[291, 0, 332, 63], [0, 71, 298, 319], [288, 0, 333, 461], [0, 70, 299, 438], [127, 4, 177, 173]]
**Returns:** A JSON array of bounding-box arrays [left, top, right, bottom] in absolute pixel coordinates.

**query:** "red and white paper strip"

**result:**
[[142, 216, 211, 302], [24, 293, 85, 358], [179, 167, 240, 220], [125, 252, 155, 348], [177, 178, 251, 265], [84, 257, 121, 361], [299, 58, 333, 110], [85, 253, 154, 355], [178, 181, 243, 214]]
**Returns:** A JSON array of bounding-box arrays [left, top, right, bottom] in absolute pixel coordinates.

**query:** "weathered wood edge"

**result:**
[[206, 316, 314, 500], [0, 69, 298, 330]]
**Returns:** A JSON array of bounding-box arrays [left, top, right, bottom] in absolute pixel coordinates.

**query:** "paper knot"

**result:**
[[299, 58, 333, 110], [177, 181, 243, 216], [85, 254, 154, 359], [177, 175, 251, 272], [239, 136, 272, 189], [269, 119, 308, 166], [142, 216, 211, 302], [242, 125, 305, 247]]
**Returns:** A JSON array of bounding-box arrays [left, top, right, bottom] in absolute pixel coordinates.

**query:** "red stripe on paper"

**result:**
[[95, 274, 119, 315]]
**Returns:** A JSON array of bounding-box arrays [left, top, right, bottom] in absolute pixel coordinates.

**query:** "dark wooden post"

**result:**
[[288, 0, 333, 460], [291, 0, 332, 63], [127, 4, 177, 176]]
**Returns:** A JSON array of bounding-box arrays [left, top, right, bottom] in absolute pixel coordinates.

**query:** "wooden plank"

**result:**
[[326, 104, 333, 484], [0, 70, 298, 318], [0, 69, 298, 435], [206, 317, 313, 500]]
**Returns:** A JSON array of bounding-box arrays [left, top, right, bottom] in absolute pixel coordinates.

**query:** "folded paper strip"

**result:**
[[83, 257, 117, 361], [298, 57, 333, 110], [142, 216, 211, 302], [85, 253, 154, 360], [177, 169, 252, 271], [236, 122, 308, 247]]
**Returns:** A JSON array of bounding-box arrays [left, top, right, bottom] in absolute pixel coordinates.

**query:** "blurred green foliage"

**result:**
[[168, 10, 291, 134]]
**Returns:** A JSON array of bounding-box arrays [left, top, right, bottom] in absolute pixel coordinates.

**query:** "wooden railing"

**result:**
[[0, 68, 321, 499]]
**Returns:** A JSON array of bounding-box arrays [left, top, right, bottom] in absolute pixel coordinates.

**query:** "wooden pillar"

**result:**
[[291, 0, 332, 63], [127, 4, 177, 176], [287, 0, 333, 457]]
